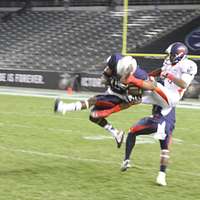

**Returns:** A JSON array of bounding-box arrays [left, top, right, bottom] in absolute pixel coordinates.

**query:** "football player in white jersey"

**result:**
[[118, 42, 197, 186], [120, 42, 197, 113]]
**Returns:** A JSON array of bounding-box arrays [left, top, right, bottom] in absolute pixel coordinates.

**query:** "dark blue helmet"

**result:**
[[106, 53, 122, 75], [165, 42, 188, 65]]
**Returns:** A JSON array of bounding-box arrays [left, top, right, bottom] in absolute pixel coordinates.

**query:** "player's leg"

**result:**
[[156, 134, 172, 186], [91, 101, 132, 118], [142, 82, 180, 108], [142, 89, 170, 108], [126, 75, 180, 108], [54, 96, 96, 114], [121, 118, 157, 171], [89, 115, 124, 148], [89, 95, 126, 148]]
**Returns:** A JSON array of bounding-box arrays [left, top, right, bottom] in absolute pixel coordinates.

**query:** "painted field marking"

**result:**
[[83, 135, 183, 145], [0, 145, 199, 177], [0, 145, 117, 165], [0, 122, 76, 135]]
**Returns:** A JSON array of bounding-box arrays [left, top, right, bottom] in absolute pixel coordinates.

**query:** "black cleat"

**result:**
[[54, 98, 60, 113]]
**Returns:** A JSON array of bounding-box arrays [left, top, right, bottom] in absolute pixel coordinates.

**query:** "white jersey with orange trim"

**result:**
[[142, 57, 197, 113], [161, 57, 197, 99]]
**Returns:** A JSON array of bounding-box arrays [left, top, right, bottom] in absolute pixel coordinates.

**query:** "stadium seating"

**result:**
[[0, 8, 199, 73], [69, 0, 200, 6]]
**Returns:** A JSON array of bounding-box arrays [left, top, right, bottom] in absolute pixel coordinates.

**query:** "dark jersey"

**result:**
[[109, 66, 148, 95], [105, 53, 148, 95]]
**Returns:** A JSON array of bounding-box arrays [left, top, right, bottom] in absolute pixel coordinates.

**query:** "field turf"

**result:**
[[0, 94, 199, 200]]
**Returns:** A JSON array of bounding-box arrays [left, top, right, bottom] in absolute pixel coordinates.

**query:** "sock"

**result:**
[[84, 100, 90, 109], [160, 165, 167, 173], [125, 132, 136, 160], [104, 124, 119, 138], [159, 149, 169, 173], [63, 101, 83, 112]]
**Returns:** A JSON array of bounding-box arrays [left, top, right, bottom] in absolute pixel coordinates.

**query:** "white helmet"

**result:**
[[117, 56, 137, 78]]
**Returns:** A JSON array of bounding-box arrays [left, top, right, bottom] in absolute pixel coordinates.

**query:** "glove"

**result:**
[[127, 95, 142, 104]]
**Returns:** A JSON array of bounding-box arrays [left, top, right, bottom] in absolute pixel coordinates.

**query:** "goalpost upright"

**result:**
[[121, 0, 200, 59]]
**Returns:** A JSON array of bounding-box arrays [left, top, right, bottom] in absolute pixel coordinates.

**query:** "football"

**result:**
[[127, 85, 143, 97]]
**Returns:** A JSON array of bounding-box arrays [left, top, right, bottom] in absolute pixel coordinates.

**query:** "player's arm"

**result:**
[[161, 61, 197, 89], [122, 74, 157, 91], [161, 71, 188, 89], [148, 68, 162, 77]]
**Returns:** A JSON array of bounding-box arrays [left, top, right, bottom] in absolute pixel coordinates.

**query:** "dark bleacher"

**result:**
[[0, 10, 123, 72], [69, 0, 200, 6], [0, 8, 199, 73], [1, 0, 199, 7], [126, 9, 200, 51], [0, 0, 63, 7], [128, 0, 200, 5], [69, 0, 114, 6]]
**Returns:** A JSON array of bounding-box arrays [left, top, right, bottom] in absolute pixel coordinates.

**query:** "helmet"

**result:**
[[165, 42, 188, 65], [106, 53, 122, 75], [116, 56, 137, 78]]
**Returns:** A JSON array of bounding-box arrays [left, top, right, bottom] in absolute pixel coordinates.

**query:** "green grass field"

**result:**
[[0, 94, 199, 200]]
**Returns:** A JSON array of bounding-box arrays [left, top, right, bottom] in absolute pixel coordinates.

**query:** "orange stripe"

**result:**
[[154, 87, 169, 105], [130, 124, 153, 133]]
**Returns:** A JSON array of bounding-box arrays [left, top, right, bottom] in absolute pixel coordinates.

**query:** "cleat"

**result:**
[[156, 171, 167, 186], [120, 159, 131, 172], [115, 131, 125, 148], [54, 98, 60, 113]]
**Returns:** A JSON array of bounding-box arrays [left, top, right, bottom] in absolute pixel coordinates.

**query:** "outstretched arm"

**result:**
[[161, 72, 187, 89], [148, 68, 162, 77], [122, 75, 157, 91]]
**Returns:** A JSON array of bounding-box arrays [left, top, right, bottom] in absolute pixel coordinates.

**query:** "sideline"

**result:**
[[0, 86, 200, 109]]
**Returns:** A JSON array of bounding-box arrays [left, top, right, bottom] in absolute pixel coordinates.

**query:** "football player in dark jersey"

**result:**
[[54, 54, 148, 148]]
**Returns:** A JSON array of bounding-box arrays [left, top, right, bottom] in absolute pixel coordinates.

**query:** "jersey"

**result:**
[[105, 54, 148, 97], [109, 66, 148, 95], [162, 57, 197, 99]]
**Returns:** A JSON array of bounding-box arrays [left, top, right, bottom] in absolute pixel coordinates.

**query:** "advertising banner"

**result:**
[[0, 69, 61, 89], [0, 69, 106, 92]]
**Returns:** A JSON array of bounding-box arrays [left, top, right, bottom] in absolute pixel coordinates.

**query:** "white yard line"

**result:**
[[0, 145, 118, 165], [0, 145, 199, 177], [0, 122, 76, 134]]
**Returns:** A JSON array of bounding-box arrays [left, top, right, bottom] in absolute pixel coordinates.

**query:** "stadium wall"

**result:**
[[0, 69, 106, 92]]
